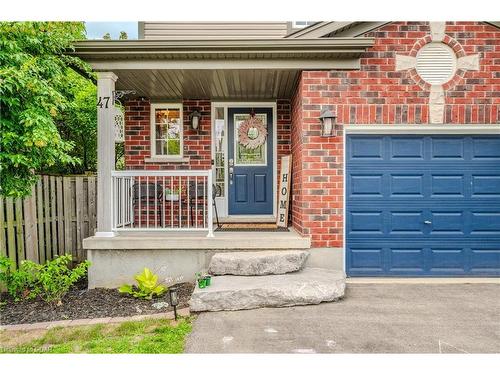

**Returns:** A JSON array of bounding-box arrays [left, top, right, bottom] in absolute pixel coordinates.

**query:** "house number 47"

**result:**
[[97, 96, 111, 109]]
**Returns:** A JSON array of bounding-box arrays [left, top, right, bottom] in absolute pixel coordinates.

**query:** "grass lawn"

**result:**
[[0, 317, 193, 354]]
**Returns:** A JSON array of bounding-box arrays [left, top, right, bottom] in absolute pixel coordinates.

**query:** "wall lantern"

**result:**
[[319, 108, 338, 137], [169, 286, 179, 320], [189, 109, 202, 130]]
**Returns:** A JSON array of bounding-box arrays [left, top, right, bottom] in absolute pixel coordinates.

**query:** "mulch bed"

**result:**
[[0, 280, 194, 325]]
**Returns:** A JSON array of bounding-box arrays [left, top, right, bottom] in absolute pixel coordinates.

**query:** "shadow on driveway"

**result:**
[[185, 283, 500, 353]]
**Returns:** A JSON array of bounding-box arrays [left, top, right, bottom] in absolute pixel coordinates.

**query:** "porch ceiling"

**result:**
[[72, 38, 375, 100], [115, 69, 301, 100]]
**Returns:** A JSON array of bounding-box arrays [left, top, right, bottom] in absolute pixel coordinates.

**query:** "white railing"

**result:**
[[111, 170, 214, 237]]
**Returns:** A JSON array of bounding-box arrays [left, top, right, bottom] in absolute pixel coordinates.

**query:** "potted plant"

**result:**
[[164, 187, 181, 201], [204, 274, 212, 286], [195, 272, 206, 289]]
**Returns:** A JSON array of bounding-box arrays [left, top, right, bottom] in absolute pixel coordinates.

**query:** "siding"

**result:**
[[141, 22, 289, 39]]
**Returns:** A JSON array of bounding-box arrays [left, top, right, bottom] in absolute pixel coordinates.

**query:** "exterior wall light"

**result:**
[[319, 108, 338, 137], [169, 286, 179, 320], [190, 109, 202, 130]]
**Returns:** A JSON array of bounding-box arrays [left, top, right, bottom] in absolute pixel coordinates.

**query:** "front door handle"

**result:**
[[424, 220, 432, 225], [229, 167, 234, 185]]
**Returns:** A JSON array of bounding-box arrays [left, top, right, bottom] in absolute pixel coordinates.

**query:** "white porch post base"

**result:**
[[96, 72, 118, 234], [94, 231, 117, 238]]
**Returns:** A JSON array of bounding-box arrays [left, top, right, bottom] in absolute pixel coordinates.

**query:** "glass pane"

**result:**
[[235, 113, 267, 165], [165, 139, 180, 156], [155, 107, 181, 156]]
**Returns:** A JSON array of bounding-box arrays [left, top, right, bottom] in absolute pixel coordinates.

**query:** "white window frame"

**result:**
[[150, 103, 184, 159]]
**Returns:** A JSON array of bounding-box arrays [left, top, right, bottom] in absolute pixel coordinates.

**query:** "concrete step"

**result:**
[[208, 250, 309, 276], [189, 267, 345, 312]]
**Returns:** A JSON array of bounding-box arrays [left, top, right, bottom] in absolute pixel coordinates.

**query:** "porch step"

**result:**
[[208, 250, 309, 276], [189, 267, 345, 312]]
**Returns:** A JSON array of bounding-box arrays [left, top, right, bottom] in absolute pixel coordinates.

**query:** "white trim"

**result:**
[[344, 124, 500, 134], [211, 101, 278, 220], [342, 123, 500, 276], [88, 59, 361, 71], [150, 103, 184, 158], [145, 156, 190, 163], [111, 170, 209, 177]]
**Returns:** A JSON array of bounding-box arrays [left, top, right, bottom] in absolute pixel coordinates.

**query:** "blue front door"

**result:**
[[346, 134, 500, 276], [228, 107, 273, 215]]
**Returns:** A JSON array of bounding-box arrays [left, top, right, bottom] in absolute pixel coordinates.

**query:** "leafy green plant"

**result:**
[[0, 22, 93, 198], [119, 268, 166, 299], [35, 255, 90, 304], [0, 256, 39, 301], [0, 254, 89, 303]]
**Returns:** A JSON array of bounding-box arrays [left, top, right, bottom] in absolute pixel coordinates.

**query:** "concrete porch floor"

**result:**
[[83, 227, 311, 250]]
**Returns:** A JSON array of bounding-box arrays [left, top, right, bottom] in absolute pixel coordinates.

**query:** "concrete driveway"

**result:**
[[185, 283, 500, 353]]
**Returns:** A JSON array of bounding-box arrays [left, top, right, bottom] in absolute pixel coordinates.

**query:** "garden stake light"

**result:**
[[169, 286, 179, 320]]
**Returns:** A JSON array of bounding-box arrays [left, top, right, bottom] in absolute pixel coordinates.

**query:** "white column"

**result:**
[[95, 72, 118, 237]]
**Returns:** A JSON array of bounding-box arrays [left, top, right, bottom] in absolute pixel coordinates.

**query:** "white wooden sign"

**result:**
[[277, 155, 292, 228]]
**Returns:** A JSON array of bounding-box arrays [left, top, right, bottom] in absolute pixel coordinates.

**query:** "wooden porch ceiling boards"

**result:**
[[115, 69, 301, 100], [72, 38, 375, 100]]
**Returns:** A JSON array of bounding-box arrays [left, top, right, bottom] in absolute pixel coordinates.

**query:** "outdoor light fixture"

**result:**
[[169, 286, 179, 320], [190, 109, 202, 130], [319, 108, 338, 137]]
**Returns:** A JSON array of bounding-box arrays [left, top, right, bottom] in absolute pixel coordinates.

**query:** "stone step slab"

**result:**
[[189, 267, 345, 312], [208, 250, 309, 276]]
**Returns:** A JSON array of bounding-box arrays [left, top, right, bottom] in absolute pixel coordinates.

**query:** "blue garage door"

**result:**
[[346, 135, 500, 276]]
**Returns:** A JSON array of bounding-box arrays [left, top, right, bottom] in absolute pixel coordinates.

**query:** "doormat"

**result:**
[[215, 223, 289, 232]]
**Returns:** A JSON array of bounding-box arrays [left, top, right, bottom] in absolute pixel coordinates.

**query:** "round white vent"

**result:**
[[416, 42, 457, 85]]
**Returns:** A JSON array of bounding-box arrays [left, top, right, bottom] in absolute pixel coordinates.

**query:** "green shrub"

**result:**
[[0, 257, 39, 301], [36, 255, 90, 304], [0, 255, 90, 304], [119, 268, 166, 299]]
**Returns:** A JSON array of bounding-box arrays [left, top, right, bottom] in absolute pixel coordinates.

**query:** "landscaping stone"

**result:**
[[208, 250, 309, 276], [152, 301, 169, 310], [189, 267, 345, 312]]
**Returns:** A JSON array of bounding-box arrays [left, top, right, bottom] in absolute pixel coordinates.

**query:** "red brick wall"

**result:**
[[125, 99, 291, 170], [125, 99, 212, 170], [291, 21, 499, 248]]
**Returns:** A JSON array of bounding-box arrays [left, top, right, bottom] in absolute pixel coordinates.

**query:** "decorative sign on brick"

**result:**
[[277, 155, 292, 228]]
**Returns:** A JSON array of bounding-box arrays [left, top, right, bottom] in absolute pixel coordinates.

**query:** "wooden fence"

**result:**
[[0, 175, 97, 268]]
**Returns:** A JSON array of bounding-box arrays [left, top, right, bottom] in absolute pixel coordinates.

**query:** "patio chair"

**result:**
[[188, 181, 221, 228], [132, 182, 164, 227]]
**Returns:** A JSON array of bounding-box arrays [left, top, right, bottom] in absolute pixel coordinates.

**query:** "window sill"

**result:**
[[144, 157, 190, 163]]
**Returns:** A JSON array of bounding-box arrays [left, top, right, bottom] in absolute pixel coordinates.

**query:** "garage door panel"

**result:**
[[470, 248, 500, 272], [347, 134, 500, 276], [390, 211, 424, 234], [349, 174, 383, 197], [388, 247, 425, 272], [349, 211, 383, 234], [390, 137, 424, 160], [470, 212, 500, 234], [349, 248, 384, 271], [431, 137, 465, 160], [472, 137, 500, 159], [429, 248, 466, 272], [349, 136, 384, 160], [430, 212, 464, 234], [471, 175, 500, 197], [390, 174, 424, 197], [431, 175, 465, 197]]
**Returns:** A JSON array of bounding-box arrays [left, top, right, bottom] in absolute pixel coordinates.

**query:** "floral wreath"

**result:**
[[238, 116, 267, 149]]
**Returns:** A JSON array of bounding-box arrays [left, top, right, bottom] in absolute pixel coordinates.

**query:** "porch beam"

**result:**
[[95, 72, 118, 237], [87, 58, 361, 71]]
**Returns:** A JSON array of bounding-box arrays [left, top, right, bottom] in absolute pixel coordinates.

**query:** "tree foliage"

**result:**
[[0, 22, 91, 197]]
